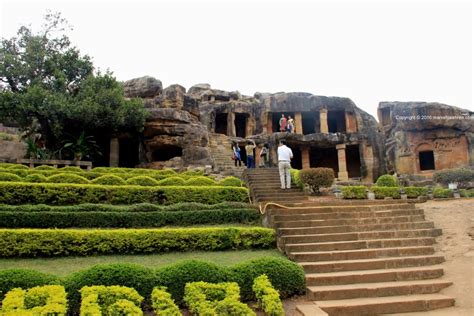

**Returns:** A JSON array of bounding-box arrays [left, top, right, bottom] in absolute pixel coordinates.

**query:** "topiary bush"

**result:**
[[157, 177, 186, 186], [434, 167, 474, 189], [185, 176, 216, 186], [24, 174, 47, 183], [433, 188, 453, 198], [59, 166, 84, 172], [371, 186, 400, 199], [218, 176, 243, 187], [299, 168, 334, 193], [404, 187, 428, 198], [0, 172, 23, 182], [46, 173, 91, 184], [34, 165, 56, 171], [290, 169, 304, 189], [126, 176, 160, 186], [92, 174, 127, 186], [1, 285, 67, 315], [0, 269, 58, 300], [6, 164, 29, 170], [342, 186, 367, 199], [375, 174, 398, 187]]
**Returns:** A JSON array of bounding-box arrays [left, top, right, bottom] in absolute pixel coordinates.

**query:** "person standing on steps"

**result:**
[[279, 114, 287, 132], [259, 143, 269, 168], [277, 140, 293, 189], [231, 142, 242, 167], [245, 139, 256, 168]]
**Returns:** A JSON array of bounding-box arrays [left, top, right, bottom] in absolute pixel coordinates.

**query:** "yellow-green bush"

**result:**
[[218, 176, 243, 187], [79, 285, 143, 316], [0, 172, 22, 182], [34, 165, 56, 171], [126, 176, 160, 186], [0, 227, 275, 257], [371, 186, 400, 199], [24, 174, 47, 183], [59, 166, 84, 172], [46, 173, 91, 184], [375, 174, 398, 187], [185, 176, 216, 186], [342, 186, 367, 199], [1, 285, 67, 315], [156, 177, 186, 186], [6, 164, 29, 170], [151, 287, 181, 316], [252, 275, 284, 316], [91, 174, 126, 186]]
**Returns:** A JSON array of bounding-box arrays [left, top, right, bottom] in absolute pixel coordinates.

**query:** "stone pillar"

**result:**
[[246, 116, 254, 137], [266, 113, 273, 134], [320, 109, 329, 133], [109, 138, 119, 167], [345, 112, 357, 133], [227, 112, 236, 137], [302, 147, 310, 169], [295, 112, 303, 134], [336, 144, 348, 180]]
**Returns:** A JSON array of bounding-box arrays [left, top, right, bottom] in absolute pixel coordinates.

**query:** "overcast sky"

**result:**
[[1, 0, 472, 118]]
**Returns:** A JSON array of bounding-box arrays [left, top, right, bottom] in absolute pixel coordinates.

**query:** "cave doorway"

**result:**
[[309, 146, 339, 174], [346, 144, 362, 178], [419, 151, 435, 171], [152, 145, 183, 161], [289, 146, 302, 169], [215, 113, 228, 135], [119, 138, 140, 168], [328, 111, 346, 133], [271, 112, 295, 132], [239, 145, 248, 166], [302, 112, 319, 135], [380, 108, 391, 126], [235, 113, 248, 138]]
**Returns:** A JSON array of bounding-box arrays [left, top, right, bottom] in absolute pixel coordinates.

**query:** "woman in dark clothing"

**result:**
[[231, 142, 242, 167]]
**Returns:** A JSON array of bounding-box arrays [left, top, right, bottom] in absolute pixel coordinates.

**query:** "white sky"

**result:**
[[1, 0, 472, 118]]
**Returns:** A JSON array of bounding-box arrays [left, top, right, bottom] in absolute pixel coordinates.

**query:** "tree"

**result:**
[[0, 12, 147, 160]]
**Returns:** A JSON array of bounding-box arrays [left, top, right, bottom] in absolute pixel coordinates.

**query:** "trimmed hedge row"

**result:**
[[80, 285, 143, 316], [252, 275, 284, 316], [0, 209, 260, 228], [0, 227, 275, 257], [1, 285, 67, 315], [0, 182, 248, 205], [0, 258, 305, 312], [342, 186, 429, 199]]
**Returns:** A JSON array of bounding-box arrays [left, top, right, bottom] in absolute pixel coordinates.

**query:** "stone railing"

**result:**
[[16, 159, 92, 170]]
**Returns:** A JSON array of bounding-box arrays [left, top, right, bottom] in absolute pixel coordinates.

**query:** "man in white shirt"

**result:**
[[277, 140, 293, 189]]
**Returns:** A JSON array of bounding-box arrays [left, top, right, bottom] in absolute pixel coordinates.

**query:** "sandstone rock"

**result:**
[[124, 76, 162, 98], [188, 83, 211, 96], [0, 140, 27, 162], [161, 84, 186, 109]]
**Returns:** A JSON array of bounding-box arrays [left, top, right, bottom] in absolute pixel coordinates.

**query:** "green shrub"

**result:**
[[230, 257, 305, 301], [299, 168, 334, 193], [155, 260, 232, 304], [79, 285, 143, 316], [6, 164, 29, 170], [375, 174, 398, 187], [185, 176, 216, 186], [34, 165, 56, 171], [0, 227, 275, 257], [156, 177, 186, 186], [0, 182, 248, 205], [46, 173, 91, 184], [404, 187, 428, 198], [59, 166, 84, 172], [0, 209, 260, 228], [64, 264, 155, 313], [218, 176, 243, 187], [460, 189, 474, 198], [126, 176, 160, 186], [0, 172, 22, 182], [290, 169, 304, 189], [24, 174, 47, 183], [342, 186, 367, 199], [1, 285, 67, 315], [371, 186, 401, 199], [252, 275, 284, 316], [433, 188, 453, 198], [91, 174, 127, 185], [434, 167, 474, 189], [181, 170, 204, 177], [0, 269, 58, 300], [151, 287, 181, 316]]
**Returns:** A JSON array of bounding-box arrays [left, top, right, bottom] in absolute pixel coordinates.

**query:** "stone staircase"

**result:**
[[208, 133, 243, 177], [245, 170, 455, 315]]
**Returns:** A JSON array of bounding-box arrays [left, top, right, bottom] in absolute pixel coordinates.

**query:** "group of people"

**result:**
[[279, 114, 295, 133], [232, 140, 269, 169], [231, 140, 294, 190]]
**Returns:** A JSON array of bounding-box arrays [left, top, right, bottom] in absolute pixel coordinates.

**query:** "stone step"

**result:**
[[276, 215, 426, 228], [255, 197, 308, 203], [255, 192, 306, 198], [281, 229, 442, 245], [279, 200, 417, 208], [273, 209, 424, 222], [314, 294, 454, 315], [278, 222, 435, 236], [269, 204, 416, 215], [309, 279, 453, 301], [299, 255, 445, 273], [305, 266, 445, 286], [288, 246, 435, 262], [285, 237, 435, 252]]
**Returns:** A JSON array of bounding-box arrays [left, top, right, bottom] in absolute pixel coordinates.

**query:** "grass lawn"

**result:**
[[0, 250, 284, 276]]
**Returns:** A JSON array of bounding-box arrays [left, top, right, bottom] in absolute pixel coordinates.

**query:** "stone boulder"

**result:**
[[161, 84, 186, 109], [188, 83, 211, 96], [124, 76, 163, 98]]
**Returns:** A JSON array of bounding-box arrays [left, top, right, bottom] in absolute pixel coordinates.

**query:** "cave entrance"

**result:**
[[271, 112, 295, 132], [289, 145, 302, 169], [119, 138, 139, 168], [152, 145, 183, 161], [346, 144, 362, 178], [215, 113, 228, 135], [419, 151, 435, 171], [235, 113, 248, 138], [380, 108, 391, 126], [239, 145, 248, 166], [309, 146, 339, 174], [302, 112, 319, 135], [328, 111, 346, 133]]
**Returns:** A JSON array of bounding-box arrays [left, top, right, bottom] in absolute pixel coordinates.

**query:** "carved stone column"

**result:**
[[302, 146, 310, 169], [227, 112, 236, 137], [336, 144, 349, 180], [320, 109, 329, 133], [295, 112, 303, 134], [109, 138, 119, 167]]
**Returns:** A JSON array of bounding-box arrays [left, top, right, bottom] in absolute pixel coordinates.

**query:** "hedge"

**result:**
[[0, 227, 275, 257], [79, 285, 143, 316], [0, 209, 260, 228], [289, 169, 303, 189], [342, 186, 367, 199], [151, 287, 181, 316], [218, 176, 243, 187], [433, 188, 453, 198], [434, 167, 474, 189], [375, 174, 398, 187], [404, 187, 428, 198], [0, 269, 58, 298], [299, 168, 335, 192], [1, 285, 67, 315], [0, 182, 248, 205], [342, 186, 428, 199], [252, 275, 284, 316], [46, 173, 91, 184], [460, 189, 474, 198], [371, 186, 401, 199], [0, 172, 23, 182], [91, 174, 126, 185]]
